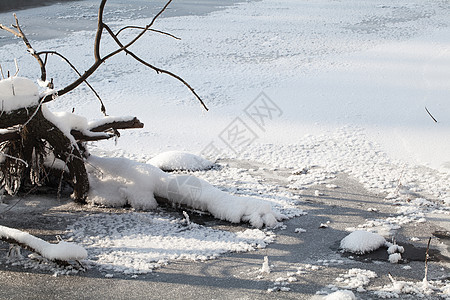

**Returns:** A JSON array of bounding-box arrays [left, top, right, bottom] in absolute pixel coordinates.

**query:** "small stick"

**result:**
[[13, 58, 19, 77], [425, 107, 438, 123], [388, 272, 396, 284], [424, 237, 432, 281], [0, 64, 5, 79]]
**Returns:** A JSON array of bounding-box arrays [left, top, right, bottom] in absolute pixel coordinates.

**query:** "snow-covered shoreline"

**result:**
[[0, 0, 449, 296]]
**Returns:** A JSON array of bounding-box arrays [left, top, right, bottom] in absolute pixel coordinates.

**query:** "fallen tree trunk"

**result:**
[[0, 105, 143, 203]]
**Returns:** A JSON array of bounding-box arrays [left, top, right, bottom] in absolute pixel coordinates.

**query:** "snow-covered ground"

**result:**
[[0, 0, 449, 297]]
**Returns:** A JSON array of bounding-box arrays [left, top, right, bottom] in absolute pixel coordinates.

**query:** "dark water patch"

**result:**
[[0, 0, 249, 47], [332, 240, 449, 263], [0, 0, 81, 13]]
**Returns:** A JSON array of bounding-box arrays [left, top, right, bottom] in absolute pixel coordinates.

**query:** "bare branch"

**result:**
[[0, 14, 47, 82], [42, 0, 174, 102], [0, 152, 29, 167], [94, 0, 108, 62], [37, 50, 107, 115], [149, 0, 174, 28], [70, 131, 114, 142], [5, 0, 207, 112], [115, 26, 181, 40], [103, 24, 209, 111], [89, 116, 144, 132]]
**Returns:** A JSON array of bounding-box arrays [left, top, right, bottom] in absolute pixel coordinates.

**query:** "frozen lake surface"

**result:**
[[0, 0, 246, 46]]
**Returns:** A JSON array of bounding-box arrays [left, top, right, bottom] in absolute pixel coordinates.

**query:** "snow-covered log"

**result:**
[[87, 156, 286, 228], [70, 116, 144, 142], [0, 225, 87, 261], [0, 78, 144, 202]]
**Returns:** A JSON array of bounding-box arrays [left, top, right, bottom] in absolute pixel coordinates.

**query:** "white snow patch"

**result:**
[[67, 212, 274, 274], [148, 151, 214, 171], [260, 255, 271, 273], [375, 277, 444, 298], [388, 253, 402, 264], [0, 77, 39, 112], [340, 230, 386, 254], [324, 290, 356, 300], [387, 244, 404, 254], [335, 268, 377, 290]]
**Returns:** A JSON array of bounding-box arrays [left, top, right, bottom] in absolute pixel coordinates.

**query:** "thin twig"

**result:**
[[36, 50, 107, 115], [425, 107, 438, 123], [0, 14, 47, 82], [424, 237, 432, 281], [42, 0, 175, 103], [0, 152, 28, 168], [388, 272, 396, 284], [115, 26, 180, 40], [22, 98, 46, 128], [13, 58, 19, 77], [103, 24, 208, 111]]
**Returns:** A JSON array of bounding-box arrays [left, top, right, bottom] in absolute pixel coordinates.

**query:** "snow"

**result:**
[[0, 77, 39, 112], [375, 276, 440, 298], [87, 116, 136, 130], [67, 212, 274, 274], [334, 268, 377, 290], [387, 244, 404, 255], [87, 155, 285, 228], [340, 230, 386, 254], [0, 0, 449, 285], [388, 253, 402, 264], [148, 151, 214, 171], [0, 225, 87, 261], [324, 290, 356, 300], [260, 255, 270, 273]]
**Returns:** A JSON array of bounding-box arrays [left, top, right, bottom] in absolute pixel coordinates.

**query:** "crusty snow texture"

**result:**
[[87, 155, 285, 228], [340, 230, 386, 254]]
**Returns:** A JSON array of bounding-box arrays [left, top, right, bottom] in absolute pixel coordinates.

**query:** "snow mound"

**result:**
[[340, 230, 386, 254], [0, 77, 39, 112], [324, 290, 356, 300], [388, 253, 402, 263], [148, 151, 214, 171], [87, 156, 285, 228], [67, 212, 274, 274]]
